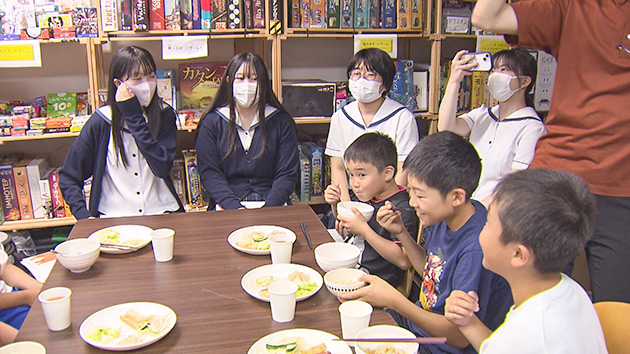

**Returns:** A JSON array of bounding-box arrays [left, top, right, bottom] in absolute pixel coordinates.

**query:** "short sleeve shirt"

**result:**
[[460, 105, 545, 201], [409, 200, 513, 354], [325, 98, 419, 162], [480, 274, 607, 354], [353, 186, 419, 287], [508, 0, 630, 197]]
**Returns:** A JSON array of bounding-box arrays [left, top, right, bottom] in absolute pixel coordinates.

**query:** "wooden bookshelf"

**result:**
[[0, 217, 76, 232]]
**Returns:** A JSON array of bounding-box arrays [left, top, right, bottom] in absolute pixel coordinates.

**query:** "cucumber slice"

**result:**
[[253, 235, 269, 242]]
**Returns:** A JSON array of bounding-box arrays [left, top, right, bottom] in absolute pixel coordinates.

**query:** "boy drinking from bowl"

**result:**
[[444, 169, 607, 353], [325, 132, 418, 288], [339, 132, 512, 354]]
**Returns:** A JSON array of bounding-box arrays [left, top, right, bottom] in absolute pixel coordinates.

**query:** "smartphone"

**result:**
[[462, 52, 492, 72]]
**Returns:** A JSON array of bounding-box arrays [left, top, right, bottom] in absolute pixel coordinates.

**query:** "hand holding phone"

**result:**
[[462, 52, 492, 72]]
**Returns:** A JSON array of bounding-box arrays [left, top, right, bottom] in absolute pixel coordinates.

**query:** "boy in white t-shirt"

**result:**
[[444, 169, 608, 353]]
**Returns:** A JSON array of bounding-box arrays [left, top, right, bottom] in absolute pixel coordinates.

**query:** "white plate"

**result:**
[[248, 328, 352, 354], [88, 225, 153, 254], [241, 264, 323, 302], [79, 302, 176, 351], [228, 225, 296, 256]]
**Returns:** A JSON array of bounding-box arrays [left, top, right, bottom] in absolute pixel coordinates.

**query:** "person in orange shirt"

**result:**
[[472, 0, 630, 303]]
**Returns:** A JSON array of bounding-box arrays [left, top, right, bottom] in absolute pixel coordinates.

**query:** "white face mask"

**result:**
[[233, 82, 259, 108], [487, 72, 520, 102], [127, 80, 157, 107], [349, 78, 383, 103]]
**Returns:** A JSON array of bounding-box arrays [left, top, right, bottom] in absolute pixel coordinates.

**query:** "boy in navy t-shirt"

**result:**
[[340, 132, 512, 354]]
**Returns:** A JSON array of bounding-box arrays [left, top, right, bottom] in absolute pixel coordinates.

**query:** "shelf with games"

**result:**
[[0, 131, 81, 145], [0, 217, 77, 232], [101, 29, 271, 41], [2, 0, 484, 229]]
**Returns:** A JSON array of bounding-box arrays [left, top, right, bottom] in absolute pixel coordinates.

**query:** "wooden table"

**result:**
[[17, 205, 394, 353]]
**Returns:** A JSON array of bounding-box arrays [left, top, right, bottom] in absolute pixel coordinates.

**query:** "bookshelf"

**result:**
[[1, 0, 487, 230]]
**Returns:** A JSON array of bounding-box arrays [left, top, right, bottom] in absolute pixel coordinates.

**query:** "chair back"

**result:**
[[397, 221, 423, 298], [594, 301, 630, 354]]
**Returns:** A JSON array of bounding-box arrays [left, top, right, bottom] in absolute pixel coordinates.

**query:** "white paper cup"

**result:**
[[0, 250, 8, 277], [269, 234, 294, 264], [339, 300, 373, 346], [268, 280, 298, 323], [151, 228, 175, 262], [38, 287, 71, 331]]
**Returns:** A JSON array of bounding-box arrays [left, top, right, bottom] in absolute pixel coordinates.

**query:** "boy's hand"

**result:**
[[324, 183, 342, 205], [448, 50, 478, 85], [376, 201, 405, 235], [338, 208, 370, 236], [335, 219, 347, 239], [445, 290, 480, 327], [338, 274, 405, 309]]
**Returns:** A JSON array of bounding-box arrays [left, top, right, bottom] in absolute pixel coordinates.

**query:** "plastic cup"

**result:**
[[0, 250, 7, 276], [38, 287, 72, 331], [339, 300, 373, 346], [151, 228, 175, 262], [269, 234, 294, 264], [268, 280, 298, 323]]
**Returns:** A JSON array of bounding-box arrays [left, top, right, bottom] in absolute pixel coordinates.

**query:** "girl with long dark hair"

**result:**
[[60, 46, 183, 218], [196, 52, 298, 210]]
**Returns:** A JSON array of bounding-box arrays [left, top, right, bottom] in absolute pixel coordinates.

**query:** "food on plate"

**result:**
[[120, 309, 170, 336], [98, 229, 120, 244], [263, 337, 330, 354], [253, 271, 318, 299], [288, 271, 319, 298], [236, 230, 288, 251], [121, 239, 144, 247], [361, 345, 409, 354], [118, 335, 142, 345], [87, 326, 121, 344]]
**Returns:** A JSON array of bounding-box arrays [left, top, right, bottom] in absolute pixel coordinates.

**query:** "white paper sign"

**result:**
[[0, 41, 42, 68], [354, 34, 398, 58], [162, 36, 208, 60]]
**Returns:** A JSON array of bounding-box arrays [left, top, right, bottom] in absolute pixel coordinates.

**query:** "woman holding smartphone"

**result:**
[[438, 48, 546, 206]]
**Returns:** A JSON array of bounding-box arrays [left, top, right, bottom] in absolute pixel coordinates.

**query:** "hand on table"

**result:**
[[444, 290, 480, 327], [337, 274, 406, 309]]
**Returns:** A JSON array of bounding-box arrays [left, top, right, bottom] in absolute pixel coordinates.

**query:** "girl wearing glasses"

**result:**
[[195, 53, 298, 210], [438, 48, 546, 206], [325, 48, 420, 202]]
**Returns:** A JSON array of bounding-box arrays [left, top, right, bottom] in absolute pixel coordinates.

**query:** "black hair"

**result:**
[[492, 48, 538, 107], [346, 48, 396, 93], [107, 46, 162, 167], [492, 169, 595, 274], [197, 52, 287, 161], [403, 131, 481, 200], [344, 132, 398, 176]]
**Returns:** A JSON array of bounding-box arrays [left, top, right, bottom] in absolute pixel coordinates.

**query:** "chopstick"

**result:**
[[299, 223, 313, 250], [98, 243, 140, 251], [333, 337, 447, 344], [391, 207, 415, 213]]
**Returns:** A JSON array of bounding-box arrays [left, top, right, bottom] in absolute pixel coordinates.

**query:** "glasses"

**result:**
[[349, 69, 378, 81]]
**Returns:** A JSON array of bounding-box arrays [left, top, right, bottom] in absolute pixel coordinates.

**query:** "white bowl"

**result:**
[[0, 341, 46, 354], [54, 238, 100, 273], [324, 268, 367, 297], [337, 201, 375, 221], [314, 242, 361, 272], [355, 325, 419, 354]]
